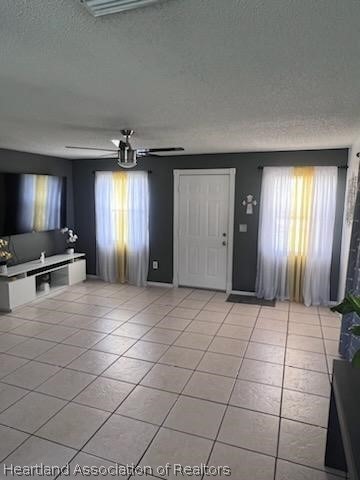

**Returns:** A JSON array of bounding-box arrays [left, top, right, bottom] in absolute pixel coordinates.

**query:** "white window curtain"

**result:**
[[95, 171, 149, 286], [256, 166, 338, 306]]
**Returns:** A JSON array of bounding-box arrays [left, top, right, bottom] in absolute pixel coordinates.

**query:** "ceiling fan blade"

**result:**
[[140, 147, 184, 153], [111, 139, 120, 148], [65, 146, 117, 152]]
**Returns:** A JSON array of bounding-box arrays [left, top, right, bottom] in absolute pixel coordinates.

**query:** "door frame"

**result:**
[[173, 168, 236, 293]]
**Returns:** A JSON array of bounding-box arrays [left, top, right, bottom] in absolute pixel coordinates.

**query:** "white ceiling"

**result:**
[[0, 0, 360, 158]]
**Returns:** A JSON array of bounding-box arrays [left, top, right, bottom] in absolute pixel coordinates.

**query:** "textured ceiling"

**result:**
[[0, 0, 360, 158]]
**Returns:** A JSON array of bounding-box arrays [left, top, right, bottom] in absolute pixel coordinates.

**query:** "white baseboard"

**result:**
[[147, 281, 174, 288]]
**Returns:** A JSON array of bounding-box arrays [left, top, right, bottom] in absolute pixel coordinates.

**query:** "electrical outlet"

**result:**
[[239, 224, 247, 233], [152, 260, 159, 270]]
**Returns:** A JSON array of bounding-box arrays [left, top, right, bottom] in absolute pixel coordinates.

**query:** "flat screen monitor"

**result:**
[[0, 173, 67, 236]]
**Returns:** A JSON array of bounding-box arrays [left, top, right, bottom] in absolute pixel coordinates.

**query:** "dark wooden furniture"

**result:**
[[325, 359, 360, 480]]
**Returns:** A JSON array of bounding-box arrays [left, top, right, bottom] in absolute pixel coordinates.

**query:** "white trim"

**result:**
[[173, 168, 236, 294], [230, 290, 256, 296], [147, 281, 174, 288]]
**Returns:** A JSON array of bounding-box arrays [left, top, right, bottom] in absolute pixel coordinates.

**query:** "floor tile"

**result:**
[[209, 442, 276, 480], [61, 314, 98, 330], [111, 323, 151, 339], [275, 459, 342, 480], [2, 436, 75, 477], [218, 405, 279, 456], [287, 334, 325, 354], [103, 308, 135, 321], [216, 324, 252, 340], [164, 396, 225, 439], [0, 333, 27, 352], [0, 316, 27, 332], [204, 301, 232, 313], [324, 339, 339, 356], [208, 337, 247, 356], [0, 391, 66, 433], [36, 325, 79, 342], [230, 379, 281, 415], [250, 328, 287, 347], [37, 402, 109, 449], [183, 371, 234, 403], [285, 349, 328, 373], [321, 326, 340, 341], [74, 377, 134, 412], [256, 318, 288, 334], [36, 309, 74, 324], [283, 366, 330, 397], [224, 313, 257, 327], [140, 428, 212, 480], [289, 312, 320, 325], [170, 307, 200, 320], [124, 340, 170, 362], [116, 385, 177, 425], [141, 327, 181, 345], [288, 323, 322, 338], [174, 332, 213, 350], [245, 342, 285, 365], [8, 337, 56, 359], [36, 368, 96, 400], [0, 424, 29, 462], [92, 335, 136, 355], [141, 364, 192, 393], [278, 418, 327, 470], [185, 320, 220, 335], [2, 361, 60, 389], [85, 318, 120, 333], [0, 382, 28, 413], [238, 358, 283, 387], [195, 310, 227, 323], [281, 389, 330, 427], [67, 350, 118, 375], [84, 414, 157, 464], [0, 354, 28, 379], [36, 344, 86, 367], [104, 356, 153, 383], [63, 330, 107, 348], [179, 299, 208, 310], [157, 316, 192, 331], [230, 304, 260, 315], [159, 346, 203, 369], [258, 309, 288, 321], [196, 352, 242, 377], [10, 321, 51, 338], [128, 312, 163, 326]]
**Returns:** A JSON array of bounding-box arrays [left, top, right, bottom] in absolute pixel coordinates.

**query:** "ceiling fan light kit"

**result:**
[[66, 129, 184, 169], [80, 0, 164, 17]]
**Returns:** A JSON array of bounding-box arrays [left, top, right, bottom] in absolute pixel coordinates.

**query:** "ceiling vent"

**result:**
[[80, 0, 163, 16]]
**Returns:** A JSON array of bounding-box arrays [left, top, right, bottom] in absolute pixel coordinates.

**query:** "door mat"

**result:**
[[226, 294, 276, 307]]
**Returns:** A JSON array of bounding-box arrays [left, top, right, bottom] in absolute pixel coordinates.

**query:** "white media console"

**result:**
[[0, 253, 86, 312]]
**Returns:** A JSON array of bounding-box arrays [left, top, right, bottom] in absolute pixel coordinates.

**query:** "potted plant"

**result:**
[[0, 238, 13, 274], [61, 227, 78, 255], [331, 294, 360, 366]]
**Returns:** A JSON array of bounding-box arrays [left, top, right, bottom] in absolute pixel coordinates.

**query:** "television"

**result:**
[[0, 173, 67, 236]]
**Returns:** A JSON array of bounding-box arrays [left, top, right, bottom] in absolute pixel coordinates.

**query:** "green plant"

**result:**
[[331, 294, 360, 366], [0, 238, 12, 264]]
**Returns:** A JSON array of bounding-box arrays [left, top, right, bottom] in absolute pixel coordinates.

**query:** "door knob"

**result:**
[[222, 241, 227, 246]]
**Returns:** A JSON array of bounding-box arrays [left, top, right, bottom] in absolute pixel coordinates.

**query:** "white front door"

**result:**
[[177, 173, 230, 290]]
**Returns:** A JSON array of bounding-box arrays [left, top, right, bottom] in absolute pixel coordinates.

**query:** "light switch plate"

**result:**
[[239, 224, 247, 233], [152, 260, 159, 270]]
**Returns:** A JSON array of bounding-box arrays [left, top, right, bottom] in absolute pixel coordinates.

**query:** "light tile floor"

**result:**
[[0, 280, 345, 480]]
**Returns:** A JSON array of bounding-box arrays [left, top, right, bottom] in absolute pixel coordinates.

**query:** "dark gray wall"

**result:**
[[0, 148, 74, 265], [72, 148, 347, 300]]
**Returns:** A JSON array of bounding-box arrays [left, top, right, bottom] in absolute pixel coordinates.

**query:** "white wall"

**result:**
[[338, 142, 360, 300]]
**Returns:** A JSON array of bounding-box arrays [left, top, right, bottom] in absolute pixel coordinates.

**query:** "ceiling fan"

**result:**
[[66, 129, 184, 168]]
